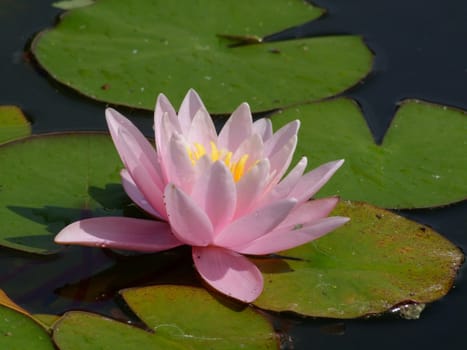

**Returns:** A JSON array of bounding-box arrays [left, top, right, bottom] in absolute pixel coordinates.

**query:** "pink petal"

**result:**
[[165, 133, 197, 192], [155, 112, 179, 179], [289, 159, 345, 203], [263, 157, 307, 203], [252, 118, 273, 142], [276, 197, 340, 230], [120, 169, 164, 219], [191, 162, 236, 233], [178, 89, 208, 134], [263, 120, 299, 157], [187, 109, 218, 148], [55, 217, 182, 252], [106, 109, 164, 191], [118, 129, 167, 217], [236, 216, 349, 255], [154, 94, 181, 169], [193, 246, 263, 303], [234, 159, 270, 218], [214, 198, 297, 248], [267, 134, 297, 183], [154, 93, 180, 135], [164, 184, 214, 246], [232, 133, 264, 169], [218, 103, 253, 151]]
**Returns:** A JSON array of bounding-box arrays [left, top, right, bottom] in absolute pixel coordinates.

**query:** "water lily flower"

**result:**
[[55, 89, 349, 303]]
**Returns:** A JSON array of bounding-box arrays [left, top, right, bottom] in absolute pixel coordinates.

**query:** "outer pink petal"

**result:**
[[289, 159, 345, 203], [235, 216, 349, 255], [263, 120, 299, 157], [106, 108, 164, 191], [234, 159, 270, 218], [275, 197, 339, 230], [214, 198, 297, 248], [164, 184, 214, 246], [178, 89, 208, 134], [252, 118, 273, 142], [118, 129, 167, 218], [218, 103, 253, 151], [120, 169, 163, 219], [187, 109, 218, 148], [191, 162, 236, 233], [55, 217, 182, 252], [193, 246, 263, 303]]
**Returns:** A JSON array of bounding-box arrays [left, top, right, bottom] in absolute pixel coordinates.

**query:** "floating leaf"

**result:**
[[0, 133, 125, 254], [53, 286, 277, 349], [32, 0, 372, 113], [32, 314, 60, 330], [273, 98, 467, 208], [253, 200, 463, 318], [0, 106, 31, 144], [122, 286, 277, 349], [53, 311, 184, 349], [0, 305, 54, 349], [0, 290, 58, 331]]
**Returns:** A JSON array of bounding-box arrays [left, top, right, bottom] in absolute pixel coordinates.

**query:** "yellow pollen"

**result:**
[[187, 142, 250, 182]]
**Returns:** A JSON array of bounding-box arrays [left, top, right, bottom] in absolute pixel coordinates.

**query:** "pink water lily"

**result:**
[[55, 89, 349, 303]]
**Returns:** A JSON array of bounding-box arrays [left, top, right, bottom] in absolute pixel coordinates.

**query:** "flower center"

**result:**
[[187, 142, 249, 182]]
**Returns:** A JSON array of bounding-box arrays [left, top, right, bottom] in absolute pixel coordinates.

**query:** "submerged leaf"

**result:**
[[273, 98, 467, 208], [32, 0, 372, 113], [253, 200, 463, 318]]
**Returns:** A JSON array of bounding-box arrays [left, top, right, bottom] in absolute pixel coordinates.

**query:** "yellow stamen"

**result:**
[[210, 141, 220, 161], [194, 143, 206, 158], [187, 142, 250, 182], [232, 154, 249, 182]]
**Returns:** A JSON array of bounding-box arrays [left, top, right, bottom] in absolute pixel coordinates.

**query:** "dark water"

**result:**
[[1, 1, 466, 349]]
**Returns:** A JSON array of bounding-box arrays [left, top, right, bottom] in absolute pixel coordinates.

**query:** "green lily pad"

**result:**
[[122, 286, 277, 349], [32, 0, 372, 113], [0, 106, 31, 144], [53, 311, 185, 350], [0, 305, 54, 350], [53, 286, 277, 349], [0, 133, 125, 254], [32, 314, 60, 330], [253, 200, 463, 318], [273, 98, 467, 208]]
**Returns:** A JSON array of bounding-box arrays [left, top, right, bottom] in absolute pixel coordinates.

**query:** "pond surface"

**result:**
[[1, 0, 466, 349]]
